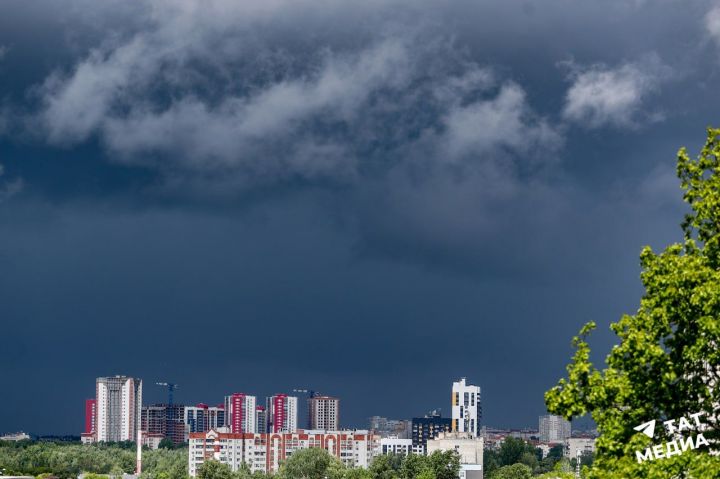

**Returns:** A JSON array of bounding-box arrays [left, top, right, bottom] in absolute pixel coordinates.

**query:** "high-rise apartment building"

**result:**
[[224, 393, 256, 433], [267, 394, 298, 433], [185, 403, 225, 433], [308, 396, 339, 430], [255, 406, 267, 433], [141, 404, 186, 444], [84, 399, 96, 434], [95, 376, 143, 442], [451, 378, 481, 437], [411, 412, 452, 452], [539, 414, 571, 442]]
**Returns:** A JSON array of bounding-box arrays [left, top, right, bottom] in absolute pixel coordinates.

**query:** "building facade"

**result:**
[[564, 438, 595, 459], [185, 404, 225, 433], [84, 399, 97, 435], [379, 437, 414, 456], [267, 394, 298, 433], [225, 393, 257, 433], [255, 406, 267, 434], [539, 415, 571, 443], [141, 404, 186, 445], [426, 432, 484, 466], [451, 378, 481, 437], [369, 417, 412, 438], [411, 413, 452, 453], [0, 432, 31, 441], [188, 429, 379, 476], [308, 396, 339, 430], [95, 376, 143, 442]]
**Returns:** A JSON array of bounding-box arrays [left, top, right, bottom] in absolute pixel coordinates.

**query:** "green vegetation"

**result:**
[[546, 128, 720, 477], [0, 441, 462, 479], [0, 440, 185, 479], [483, 438, 576, 478]]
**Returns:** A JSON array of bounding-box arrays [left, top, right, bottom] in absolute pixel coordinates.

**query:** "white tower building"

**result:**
[[451, 378, 481, 437], [96, 376, 143, 442]]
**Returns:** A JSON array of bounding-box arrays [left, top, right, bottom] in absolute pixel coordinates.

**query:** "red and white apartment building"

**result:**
[[266, 394, 298, 433], [188, 429, 380, 476], [224, 393, 257, 433]]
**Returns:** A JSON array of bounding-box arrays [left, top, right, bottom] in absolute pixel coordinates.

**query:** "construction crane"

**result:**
[[156, 382, 179, 406], [155, 382, 180, 443], [293, 388, 318, 429], [292, 388, 318, 398]]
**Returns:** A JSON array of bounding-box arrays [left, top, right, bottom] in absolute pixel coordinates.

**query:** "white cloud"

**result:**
[[706, 5, 720, 45], [442, 83, 561, 161], [35, 3, 561, 191], [561, 57, 669, 128]]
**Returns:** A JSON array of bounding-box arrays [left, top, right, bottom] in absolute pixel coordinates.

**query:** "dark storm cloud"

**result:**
[[0, 0, 718, 433]]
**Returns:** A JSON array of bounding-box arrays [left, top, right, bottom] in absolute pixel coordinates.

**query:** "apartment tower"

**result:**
[[451, 378, 481, 437]]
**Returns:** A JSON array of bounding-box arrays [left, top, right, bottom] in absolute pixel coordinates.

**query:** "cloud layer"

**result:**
[[38, 19, 560, 195], [561, 57, 669, 128]]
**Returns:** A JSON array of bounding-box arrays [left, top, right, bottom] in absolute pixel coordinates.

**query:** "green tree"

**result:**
[[496, 438, 536, 468], [343, 468, 373, 479], [278, 448, 345, 479], [414, 469, 436, 479], [546, 445, 563, 461], [482, 450, 500, 478], [399, 453, 430, 479], [426, 450, 459, 479], [158, 438, 175, 450], [368, 454, 402, 479], [197, 461, 233, 479], [545, 128, 720, 477], [488, 463, 531, 479]]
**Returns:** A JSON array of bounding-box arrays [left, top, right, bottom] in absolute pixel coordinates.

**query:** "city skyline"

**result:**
[[3, 0, 717, 438]]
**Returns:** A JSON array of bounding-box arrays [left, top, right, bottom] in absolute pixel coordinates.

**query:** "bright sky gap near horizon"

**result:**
[[2, 0, 720, 435]]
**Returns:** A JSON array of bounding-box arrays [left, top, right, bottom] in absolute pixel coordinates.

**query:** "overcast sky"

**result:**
[[1, 0, 719, 435]]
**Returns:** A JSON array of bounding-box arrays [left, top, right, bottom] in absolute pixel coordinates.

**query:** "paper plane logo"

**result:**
[[633, 420, 656, 438]]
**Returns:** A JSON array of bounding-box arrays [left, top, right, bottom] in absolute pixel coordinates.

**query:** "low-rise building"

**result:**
[[141, 432, 165, 450], [459, 464, 483, 479], [0, 432, 31, 441], [380, 437, 413, 456], [426, 432, 483, 466], [564, 438, 595, 459], [188, 428, 380, 476]]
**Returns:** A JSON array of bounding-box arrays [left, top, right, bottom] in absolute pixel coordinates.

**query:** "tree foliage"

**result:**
[[487, 463, 532, 479], [0, 440, 460, 479], [197, 461, 233, 479], [0, 441, 186, 479], [545, 128, 720, 477]]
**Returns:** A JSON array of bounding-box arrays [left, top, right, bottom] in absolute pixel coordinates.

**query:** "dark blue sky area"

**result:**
[[1, 0, 718, 434]]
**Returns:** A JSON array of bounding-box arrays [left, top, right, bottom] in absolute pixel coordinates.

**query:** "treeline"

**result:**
[[196, 448, 461, 479], [1, 439, 592, 479], [482, 437, 592, 479], [0, 440, 185, 479]]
